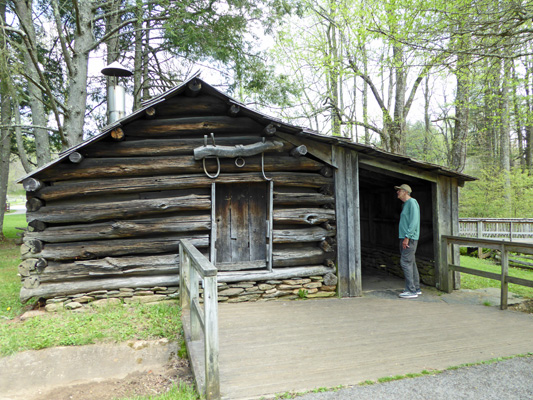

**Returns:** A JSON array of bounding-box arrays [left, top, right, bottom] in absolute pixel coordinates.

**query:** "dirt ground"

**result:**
[[25, 357, 194, 400], [509, 299, 533, 314]]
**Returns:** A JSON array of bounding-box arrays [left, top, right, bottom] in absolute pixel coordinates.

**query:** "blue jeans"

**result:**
[[399, 239, 420, 293]]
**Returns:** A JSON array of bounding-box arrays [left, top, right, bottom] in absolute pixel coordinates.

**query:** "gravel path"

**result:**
[[295, 356, 533, 400]]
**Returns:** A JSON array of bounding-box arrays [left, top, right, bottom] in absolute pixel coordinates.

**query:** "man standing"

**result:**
[[395, 184, 421, 299]]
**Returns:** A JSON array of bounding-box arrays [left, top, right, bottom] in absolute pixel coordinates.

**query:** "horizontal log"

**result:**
[[273, 227, 335, 243], [84, 136, 283, 157], [35, 173, 333, 201], [23, 178, 43, 192], [26, 197, 45, 212], [154, 94, 228, 117], [36, 155, 323, 181], [193, 140, 284, 160], [186, 79, 202, 97], [23, 235, 209, 261], [27, 195, 210, 224], [273, 208, 336, 225], [18, 258, 47, 277], [23, 276, 40, 289], [290, 145, 307, 157], [272, 247, 329, 267], [124, 116, 265, 137], [25, 215, 211, 243], [216, 260, 266, 271], [68, 152, 84, 163], [273, 192, 334, 206], [31, 255, 181, 283], [20, 274, 181, 303], [111, 128, 125, 141], [219, 266, 335, 283], [28, 220, 47, 232]]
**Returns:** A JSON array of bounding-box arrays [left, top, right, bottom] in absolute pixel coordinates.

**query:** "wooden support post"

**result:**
[[179, 247, 190, 310], [477, 220, 483, 258], [500, 245, 509, 310], [440, 237, 453, 293], [203, 275, 220, 400], [509, 221, 513, 242]]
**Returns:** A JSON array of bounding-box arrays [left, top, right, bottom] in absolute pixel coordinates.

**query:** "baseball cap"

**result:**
[[394, 184, 412, 194]]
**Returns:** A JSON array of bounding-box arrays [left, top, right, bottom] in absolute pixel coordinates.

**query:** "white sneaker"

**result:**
[[399, 291, 418, 299]]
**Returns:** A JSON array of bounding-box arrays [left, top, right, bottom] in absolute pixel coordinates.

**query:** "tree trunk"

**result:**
[[0, 1, 10, 238], [13, 0, 51, 167], [60, 1, 94, 147]]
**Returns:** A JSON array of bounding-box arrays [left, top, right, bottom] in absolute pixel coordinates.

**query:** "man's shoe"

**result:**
[[416, 290, 422, 295], [399, 291, 418, 299]]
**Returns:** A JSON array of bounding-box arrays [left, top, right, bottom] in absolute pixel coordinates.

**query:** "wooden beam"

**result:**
[[27, 195, 211, 224], [36, 172, 333, 201], [193, 140, 284, 160], [359, 156, 438, 182], [275, 132, 333, 166]]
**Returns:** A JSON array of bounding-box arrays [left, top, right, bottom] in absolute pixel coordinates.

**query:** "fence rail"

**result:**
[[459, 218, 533, 242], [441, 235, 533, 310], [179, 239, 219, 400]]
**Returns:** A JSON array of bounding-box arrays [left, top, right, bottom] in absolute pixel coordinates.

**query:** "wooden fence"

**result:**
[[441, 235, 533, 310], [179, 239, 220, 400], [459, 218, 533, 242]]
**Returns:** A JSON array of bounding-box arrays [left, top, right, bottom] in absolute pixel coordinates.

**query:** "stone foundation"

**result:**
[[43, 273, 339, 311], [362, 247, 436, 287]]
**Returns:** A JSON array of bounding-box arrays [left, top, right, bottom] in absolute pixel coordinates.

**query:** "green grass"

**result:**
[[0, 302, 182, 356], [460, 255, 533, 298], [114, 382, 198, 400], [2, 213, 27, 239], [1, 214, 30, 318]]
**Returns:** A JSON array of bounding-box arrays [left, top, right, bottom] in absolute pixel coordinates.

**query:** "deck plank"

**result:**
[[217, 297, 533, 399]]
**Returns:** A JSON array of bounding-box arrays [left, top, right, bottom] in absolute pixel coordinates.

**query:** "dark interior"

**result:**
[[358, 164, 435, 285]]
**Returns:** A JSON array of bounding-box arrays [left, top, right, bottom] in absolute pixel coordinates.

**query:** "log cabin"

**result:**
[[17, 76, 475, 307]]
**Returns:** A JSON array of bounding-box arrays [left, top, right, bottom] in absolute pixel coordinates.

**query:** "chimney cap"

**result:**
[[101, 61, 133, 77]]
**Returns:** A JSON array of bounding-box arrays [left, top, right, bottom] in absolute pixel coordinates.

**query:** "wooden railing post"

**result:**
[[500, 245, 509, 310], [204, 275, 220, 400], [476, 221, 483, 258], [179, 239, 220, 400], [179, 244, 190, 310]]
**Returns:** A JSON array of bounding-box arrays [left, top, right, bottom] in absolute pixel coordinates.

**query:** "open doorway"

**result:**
[[358, 165, 436, 292]]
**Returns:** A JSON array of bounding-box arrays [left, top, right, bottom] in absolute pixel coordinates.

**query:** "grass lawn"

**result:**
[[1, 213, 198, 400], [460, 255, 533, 298]]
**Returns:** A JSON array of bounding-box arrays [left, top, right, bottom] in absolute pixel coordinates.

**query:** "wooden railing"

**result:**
[[179, 239, 220, 400], [459, 218, 533, 242], [441, 235, 533, 310]]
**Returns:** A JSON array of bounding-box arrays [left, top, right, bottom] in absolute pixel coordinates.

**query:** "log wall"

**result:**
[[20, 91, 337, 303]]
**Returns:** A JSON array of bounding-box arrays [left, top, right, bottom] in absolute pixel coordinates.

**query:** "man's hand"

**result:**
[[402, 237, 410, 249]]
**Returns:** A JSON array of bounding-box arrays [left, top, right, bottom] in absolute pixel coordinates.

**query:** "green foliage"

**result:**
[[297, 289, 308, 299], [459, 167, 533, 218]]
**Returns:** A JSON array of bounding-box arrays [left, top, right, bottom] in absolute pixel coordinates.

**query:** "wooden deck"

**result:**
[[217, 297, 533, 399]]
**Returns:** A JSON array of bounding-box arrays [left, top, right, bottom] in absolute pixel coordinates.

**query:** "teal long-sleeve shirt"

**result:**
[[399, 198, 420, 240]]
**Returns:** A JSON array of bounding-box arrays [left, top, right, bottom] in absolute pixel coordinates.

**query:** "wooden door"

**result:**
[[215, 183, 267, 270]]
